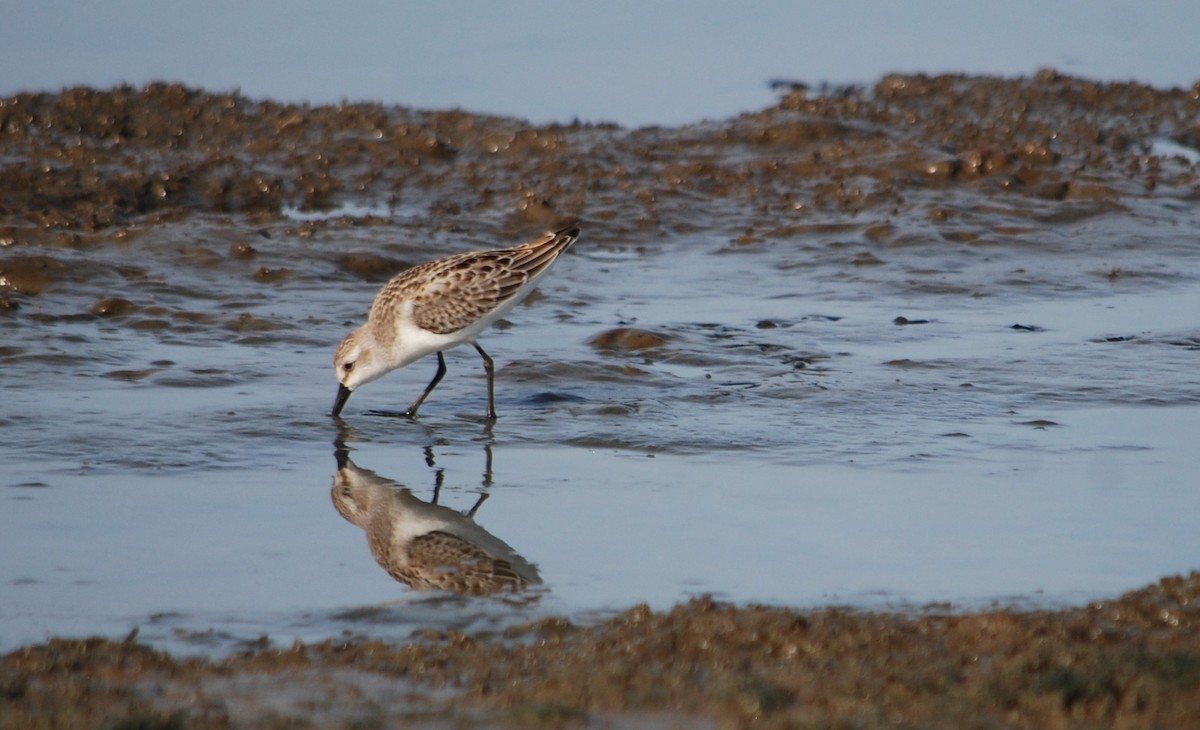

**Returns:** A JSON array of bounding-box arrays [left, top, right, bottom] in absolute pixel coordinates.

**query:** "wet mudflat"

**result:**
[[2, 72, 1200, 726]]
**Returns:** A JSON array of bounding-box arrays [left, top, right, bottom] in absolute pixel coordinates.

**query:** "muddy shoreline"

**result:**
[[3, 71, 1198, 253], [4, 73, 1200, 726], [4, 574, 1200, 728]]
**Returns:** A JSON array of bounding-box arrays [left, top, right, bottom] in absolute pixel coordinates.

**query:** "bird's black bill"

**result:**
[[332, 384, 352, 417]]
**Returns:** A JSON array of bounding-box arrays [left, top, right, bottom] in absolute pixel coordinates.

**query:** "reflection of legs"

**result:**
[[404, 352, 447, 418], [430, 469, 445, 504], [474, 434, 493, 514], [466, 492, 490, 518], [474, 343, 497, 420]]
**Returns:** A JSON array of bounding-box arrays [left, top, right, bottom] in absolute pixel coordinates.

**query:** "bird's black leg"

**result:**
[[474, 343, 497, 420], [403, 352, 447, 418]]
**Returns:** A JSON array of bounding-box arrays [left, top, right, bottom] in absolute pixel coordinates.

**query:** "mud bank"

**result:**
[[3, 71, 1198, 250], [4, 574, 1200, 728]]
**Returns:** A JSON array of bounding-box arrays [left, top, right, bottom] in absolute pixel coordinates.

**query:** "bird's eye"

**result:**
[[343, 362, 355, 372]]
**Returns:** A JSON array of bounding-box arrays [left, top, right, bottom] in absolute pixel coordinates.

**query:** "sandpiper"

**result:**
[[332, 225, 580, 419]]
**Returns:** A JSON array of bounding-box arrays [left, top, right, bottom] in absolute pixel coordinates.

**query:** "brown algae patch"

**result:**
[[3, 574, 1200, 728], [0, 255, 68, 295], [90, 296, 137, 317], [589, 327, 671, 351]]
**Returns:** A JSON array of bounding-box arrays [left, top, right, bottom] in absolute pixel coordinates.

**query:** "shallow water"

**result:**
[[3, 78, 1200, 653], [5, 217, 1200, 652]]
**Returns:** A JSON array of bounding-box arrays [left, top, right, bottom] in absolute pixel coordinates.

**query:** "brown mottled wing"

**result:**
[[372, 227, 578, 335], [404, 531, 525, 595]]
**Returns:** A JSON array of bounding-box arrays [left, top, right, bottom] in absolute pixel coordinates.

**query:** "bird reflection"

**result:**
[[331, 444, 541, 596]]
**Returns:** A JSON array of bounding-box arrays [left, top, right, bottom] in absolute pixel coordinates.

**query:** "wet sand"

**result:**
[[4, 72, 1200, 726]]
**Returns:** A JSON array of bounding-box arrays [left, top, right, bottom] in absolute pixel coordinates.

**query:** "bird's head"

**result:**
[[332, 327, 388, 416]]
